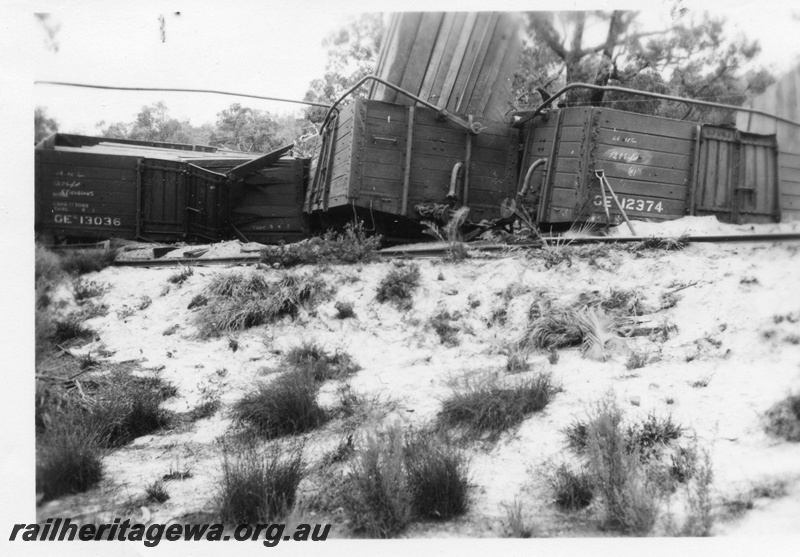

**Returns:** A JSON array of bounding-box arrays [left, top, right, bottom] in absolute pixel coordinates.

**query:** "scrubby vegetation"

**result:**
[[376, 263, 421, 309], [217, 440, 304, 524], [439, 372, 560, 439], [285, 341, 361, 382], [261, 222, 381, 267], [341, 426, 470, 537], [232, 372, 326, 439], [196, 270, 328, 337], [763, 394, 800, 442]]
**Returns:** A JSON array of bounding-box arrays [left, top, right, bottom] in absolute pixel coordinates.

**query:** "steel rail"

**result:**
[[514, 83, 800, 128], [318, 74, 477, 136], [34, 81, 333, 109]]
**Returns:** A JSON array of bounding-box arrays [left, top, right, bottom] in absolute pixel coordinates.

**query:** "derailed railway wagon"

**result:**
[[516, 100, 784, 228], [35, 134, 308, 243], [304, 97, 519, 239]]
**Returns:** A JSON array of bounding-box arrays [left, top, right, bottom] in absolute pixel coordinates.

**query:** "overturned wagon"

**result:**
[[304, 97, 519, 239], [517, 105, 781, 228], [35, 134, 308, 243]]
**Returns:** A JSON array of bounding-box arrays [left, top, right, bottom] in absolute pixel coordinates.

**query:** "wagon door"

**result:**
[[694, 126, 780, 223], [139, 159, 227, 242]]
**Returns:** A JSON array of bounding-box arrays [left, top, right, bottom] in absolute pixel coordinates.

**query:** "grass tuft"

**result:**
[[217, 440, 303, 524], [334, 300, 356, 319], [145, 480, 170, 503], [429, 309, 460, 346], [36, 419, 104, 502], [285, 341, 361, 382], [58, 248, 117, 275], [439, 372, 561, 439], [376, 263, 421, 309], [404, 431, 470, 520], [341, 427, 411, 538], [232, 372, 326, 438], [547, 463, 594, 511], [197, 271, 327, 337]]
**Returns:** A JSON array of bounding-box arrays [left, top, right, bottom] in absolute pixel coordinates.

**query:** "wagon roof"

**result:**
[[35, 133, 260, 163]]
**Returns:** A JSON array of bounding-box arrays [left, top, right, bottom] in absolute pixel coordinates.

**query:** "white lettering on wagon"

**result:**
[[52, 189, 94, 198], [593, 195, 664, 213], [53, 214, 122, 226]]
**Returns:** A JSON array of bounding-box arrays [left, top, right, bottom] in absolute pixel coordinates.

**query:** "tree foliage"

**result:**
[[35, 107, 59, 144], [97, 102, 209, 145], [303, 13, 385, 123], [514, 11, 775, 125]]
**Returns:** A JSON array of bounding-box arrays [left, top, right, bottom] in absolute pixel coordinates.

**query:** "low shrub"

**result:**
[[763, 394, 800, 442], [145, 480, 170, 503], [51, 317, 95, 345], [58, 248, 117, 275], [197, 271, 327, 337], [334, 300, 355, 319], [376, 264, 421, 309], [261, 222, 381, 267], [88, 373, 176, 448], [626, 351, 649, 370], [285, 342, 360, 382], [429, 310, 460, 347], [502, 499, 535, 538], [36, 419, 104, 502], [73, 279, 109, 302], [582, 397, 662, 534], [439, 373, 560, 439], [404, 431, 470, 520], [527, 309, 584, 350], [547, 463, 594, 511], [168, 267, 194, 285], [341, 427, 411, 538], [627, 413, 683, 456], [217, 440, 303, 524], [232, 372, 326, 438], [35, 244, 64, 284]]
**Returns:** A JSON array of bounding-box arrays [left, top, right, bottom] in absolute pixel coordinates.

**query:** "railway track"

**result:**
[[109, 232, 800, 267]]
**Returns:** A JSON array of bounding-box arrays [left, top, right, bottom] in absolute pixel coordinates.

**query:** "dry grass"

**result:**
[[261, 221, 381, 267], [439, 372, 561, 440], [197, 271, 328, 337], [217, 439, 304, 524], [376, 263, 421, 309]]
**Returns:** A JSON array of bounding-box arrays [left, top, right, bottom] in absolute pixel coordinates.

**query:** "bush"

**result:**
[[145, 480, 170, 503], [217, 441, 303, 524], [35, 244, 64, 284], [285, 342, 361, 382], [36, 419, 104, 502], [73, 279, 109, 302], [429, 310, 460, 347], [627, 413, 683, 456], [341, 427, 411, 537], [58, 248, 117, 275], [261, 222, 381, 267], [168, 267, 194, 285], [527, 309, 584, 350], [50, 317, 95, 344], [439, 373, 560, 439], [547, 464, 594, 511], [232, 372, 326, 438], [334, 300, 355, 319], [197, 271, 327, 337], [376, 264, 421, 309], [582, 397, 661, 534], [404, 431, 470, 520], [88, 373, 175, 448], [763, 394, 800, 442]]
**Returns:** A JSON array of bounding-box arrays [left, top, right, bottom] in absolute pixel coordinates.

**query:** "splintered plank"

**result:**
[[437, 12, 479, 110], [449, 12, 499, 114], [372, 12, 424, 103], [396, 12, 445, 104], [418, 12, 462, 104]]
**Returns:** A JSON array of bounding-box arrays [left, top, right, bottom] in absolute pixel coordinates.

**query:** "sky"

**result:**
[[25, 0, 800, 136]]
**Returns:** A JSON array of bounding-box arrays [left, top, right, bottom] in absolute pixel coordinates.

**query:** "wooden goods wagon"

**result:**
[[518, 107, 780, 225], [305, 98, 519, 237], [35, 134, 308, 243]]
